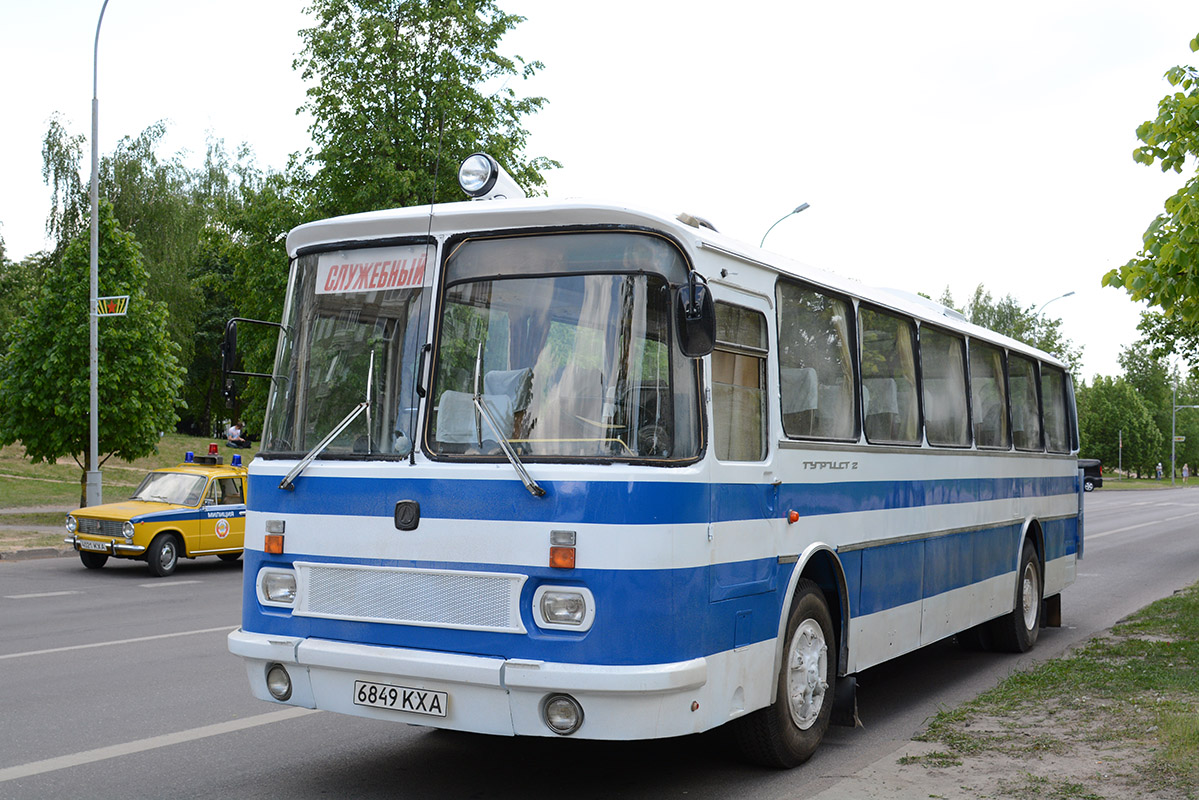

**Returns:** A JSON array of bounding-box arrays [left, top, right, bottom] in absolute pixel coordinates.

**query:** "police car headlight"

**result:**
[[122, 521, 135, 539], [534, 586, 595, 631], [258, 569, 298, 607], [65, 515, 77, 534]]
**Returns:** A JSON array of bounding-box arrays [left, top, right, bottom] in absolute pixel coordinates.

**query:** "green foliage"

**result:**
[[296, 0, 558, 217], [222, 163, 312, 432], [0, 201, 184, 481], [1103, 33, 1199, 321], [0, 250, 49, 356], [939, 285, 1083, 374], [1076, 375, 1162, 474]]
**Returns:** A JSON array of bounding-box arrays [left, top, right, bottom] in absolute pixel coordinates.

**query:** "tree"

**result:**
[[296, 0, 558, 218], [0, 249, 50, 356], [1076, 376, 1162, 477], [0, 201, 184, 504], [938, 285, 1083, 374], [1103, 33, 1199, 321]]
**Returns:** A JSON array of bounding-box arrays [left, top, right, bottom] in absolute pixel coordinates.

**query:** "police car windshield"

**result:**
[[132, 472, 207, 506]]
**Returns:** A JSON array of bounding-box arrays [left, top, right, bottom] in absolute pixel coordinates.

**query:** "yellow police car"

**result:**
[[64, 449, 248, 577]]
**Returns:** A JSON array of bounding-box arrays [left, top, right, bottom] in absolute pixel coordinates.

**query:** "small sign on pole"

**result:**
[[1174, 435, 1186, 442], [95, 295, 129, 317]]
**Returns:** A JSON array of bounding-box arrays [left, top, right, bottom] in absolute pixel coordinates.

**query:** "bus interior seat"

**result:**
[[863, 378, 898, 441], [436, 390, 516, 443], [781, 366, 818, 435]]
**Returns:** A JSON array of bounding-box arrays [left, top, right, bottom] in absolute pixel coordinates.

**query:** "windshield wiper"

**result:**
[[279, 350, 374, 491], [472, 343, 545, 498]]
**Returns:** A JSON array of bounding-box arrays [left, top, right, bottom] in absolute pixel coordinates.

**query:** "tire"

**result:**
[[146, 534, 180, 577], [989, 539, 1042, 653], [1083, 478, 1095, 492], [217, 552, 242, 563], [733, 579, 836, 768], [79, 551, 108, 570]]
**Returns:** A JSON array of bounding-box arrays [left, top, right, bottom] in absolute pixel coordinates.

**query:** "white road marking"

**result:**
[[1086, 510, 1199, 541], [137, 580, 202, 588], [4, 591, 82, 599], [0, 625, 236, 661], [0, 707, 319, 782]]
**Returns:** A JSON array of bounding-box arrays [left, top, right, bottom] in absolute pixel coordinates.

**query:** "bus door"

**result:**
[[708, 293, 779, 649]]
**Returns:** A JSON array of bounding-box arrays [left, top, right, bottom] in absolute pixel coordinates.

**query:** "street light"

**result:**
[[87, 0, 111, 507], [760, 203, 810, 248], [1035, 291, 1075, 316]]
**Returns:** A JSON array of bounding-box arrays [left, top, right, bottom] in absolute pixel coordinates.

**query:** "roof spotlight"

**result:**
[[458, 153, 527, 201]]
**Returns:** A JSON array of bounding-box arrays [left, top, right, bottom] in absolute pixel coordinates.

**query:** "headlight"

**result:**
[[457, 153, 527, 200], [65, 515, 77, 534], [534, 586, 595, 631], [258, 570, 298, 606], [122, 521, 135, 539]]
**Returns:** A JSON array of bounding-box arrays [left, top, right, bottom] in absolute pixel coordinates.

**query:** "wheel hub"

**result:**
[[787, 619, 828, 730]]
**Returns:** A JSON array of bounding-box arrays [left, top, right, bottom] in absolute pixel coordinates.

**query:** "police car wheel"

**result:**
[[79, 551, 108, 570], [146, 535, 180, 577]]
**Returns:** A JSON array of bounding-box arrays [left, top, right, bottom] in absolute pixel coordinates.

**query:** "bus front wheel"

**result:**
[[734, 579, 836, 768]]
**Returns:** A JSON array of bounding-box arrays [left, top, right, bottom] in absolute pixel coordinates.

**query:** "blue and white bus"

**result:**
[[227, 154, 1083, 767]]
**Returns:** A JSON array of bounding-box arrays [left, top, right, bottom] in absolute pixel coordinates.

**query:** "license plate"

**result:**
[[78, 539, 109, 552], [353, 680, 447, 717]]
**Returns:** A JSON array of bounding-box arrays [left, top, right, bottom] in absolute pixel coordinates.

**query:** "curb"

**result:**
[[0, 547, 74, 561]]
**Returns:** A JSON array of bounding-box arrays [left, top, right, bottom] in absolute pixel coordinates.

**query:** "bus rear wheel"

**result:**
[[734, 579, 836, 768], [989, 539, 1042, 653]]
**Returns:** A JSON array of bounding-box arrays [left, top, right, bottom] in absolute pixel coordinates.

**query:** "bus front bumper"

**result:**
[[228, 628, 711, 739]]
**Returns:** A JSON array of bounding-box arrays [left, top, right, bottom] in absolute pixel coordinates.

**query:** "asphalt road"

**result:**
[[1, 488, 1196, 800]]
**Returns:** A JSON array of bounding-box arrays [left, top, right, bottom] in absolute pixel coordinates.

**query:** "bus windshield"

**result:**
[[261, 243, 432, 458], [426, 232, 701, 461]]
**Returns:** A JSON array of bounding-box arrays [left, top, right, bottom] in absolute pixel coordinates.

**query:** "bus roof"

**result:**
[[286, 197, 1067, 370]]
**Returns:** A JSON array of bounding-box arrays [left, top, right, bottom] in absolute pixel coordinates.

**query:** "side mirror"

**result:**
[[221, 320, 238, 376], [676, 273, 715, 358]]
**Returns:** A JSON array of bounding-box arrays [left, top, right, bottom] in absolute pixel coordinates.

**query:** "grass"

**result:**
[[913, 582, 1199, 798], [0, 431, 257, 520]]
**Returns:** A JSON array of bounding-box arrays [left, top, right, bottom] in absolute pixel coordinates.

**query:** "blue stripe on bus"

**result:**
[[241, 515, 1079, 667], [249, 474, 1078, 525]]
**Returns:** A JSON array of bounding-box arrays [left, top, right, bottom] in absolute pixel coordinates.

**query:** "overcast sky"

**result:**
[[3, 1, 1197, 380]]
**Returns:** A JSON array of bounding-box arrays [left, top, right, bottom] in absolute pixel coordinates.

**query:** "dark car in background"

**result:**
[[1079, 458, 1103, 492]]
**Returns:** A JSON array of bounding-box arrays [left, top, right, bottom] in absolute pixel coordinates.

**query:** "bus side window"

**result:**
[[712, 302, 768, 461], [920, 327, 970, 447], [969, 341, 1010, 449], [859, 306, 920, 444], [775, 280, 857, 441], [1009, 354, 1043, 451], [1041, 365, 1071, 453]]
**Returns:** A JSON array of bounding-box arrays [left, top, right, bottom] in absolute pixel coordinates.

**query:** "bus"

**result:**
[[227, 154, 1083, 767]]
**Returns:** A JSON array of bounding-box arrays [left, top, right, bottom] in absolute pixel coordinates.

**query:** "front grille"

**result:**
[[77, 518, 124, 537], [294, 562, 527, 634]]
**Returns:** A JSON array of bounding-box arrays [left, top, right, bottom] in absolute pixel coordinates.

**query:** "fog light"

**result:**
[[542, 694, 583, 735], [266, 663, 292, 701]]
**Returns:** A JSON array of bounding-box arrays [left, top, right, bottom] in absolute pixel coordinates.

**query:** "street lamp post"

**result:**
[[86, 0, 111, 507], [760, 203, 810, 248], [1035, 291, 1075, 316]]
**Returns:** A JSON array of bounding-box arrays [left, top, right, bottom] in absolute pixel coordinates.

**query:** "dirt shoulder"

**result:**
[[810, 586, 1199, 800]]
